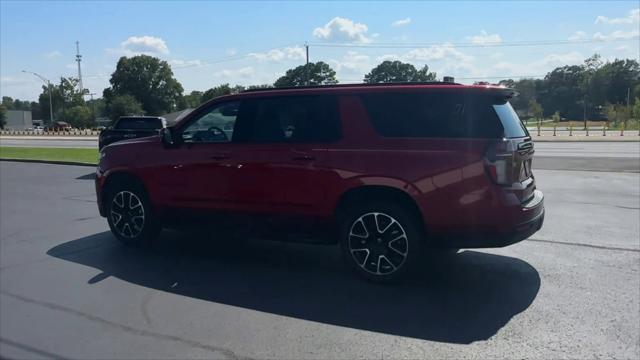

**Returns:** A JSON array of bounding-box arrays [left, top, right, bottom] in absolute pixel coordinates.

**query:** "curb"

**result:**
[[532, 138, 640, 142], [0, 158, 97, 167]]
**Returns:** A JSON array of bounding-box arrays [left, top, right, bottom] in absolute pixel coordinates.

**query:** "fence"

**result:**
[[0, 129, 101, 136], [528, 121, 640, 137]]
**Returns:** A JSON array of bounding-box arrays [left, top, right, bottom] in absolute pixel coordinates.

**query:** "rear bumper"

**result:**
[[434, 189, 545, 249]]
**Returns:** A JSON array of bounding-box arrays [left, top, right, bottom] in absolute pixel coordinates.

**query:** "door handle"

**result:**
[[292, 155, 315, 161], [210, 154, 229, 160]]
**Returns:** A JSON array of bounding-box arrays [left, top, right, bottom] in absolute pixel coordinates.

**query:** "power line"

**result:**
[[309, 37, 639, 49]]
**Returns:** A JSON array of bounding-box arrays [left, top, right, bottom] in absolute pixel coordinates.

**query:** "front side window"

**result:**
[[233, 95, 340, 143], [181, 102, 239, 143]]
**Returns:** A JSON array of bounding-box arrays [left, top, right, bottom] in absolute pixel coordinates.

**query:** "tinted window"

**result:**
[[361, 92, 504, 139], [116, 118, 163, 130], [181, 102, 239, 143], [234, 95, 340, 143], [493, 102, 530, 138]]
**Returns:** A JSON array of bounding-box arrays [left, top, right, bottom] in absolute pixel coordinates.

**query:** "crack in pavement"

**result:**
[[0, 337, 71, 360], [0, 291, 254, 360], [528, 238, 640, 253]]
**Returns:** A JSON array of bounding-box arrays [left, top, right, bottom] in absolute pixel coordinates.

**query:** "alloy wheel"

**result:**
[[110, 191, 145, 239], [348, 212, 409, 275]]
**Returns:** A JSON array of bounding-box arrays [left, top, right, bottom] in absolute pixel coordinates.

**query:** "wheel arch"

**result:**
[[100, 171, 149, 213], [334, 185, 427, 238]]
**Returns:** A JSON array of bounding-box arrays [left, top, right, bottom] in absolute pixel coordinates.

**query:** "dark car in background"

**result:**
[[98, 116, 166, 150], [96, 82, 544, 282]]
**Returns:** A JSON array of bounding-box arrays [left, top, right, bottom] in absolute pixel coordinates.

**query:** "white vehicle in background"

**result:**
[[33, 126, 44, 133]]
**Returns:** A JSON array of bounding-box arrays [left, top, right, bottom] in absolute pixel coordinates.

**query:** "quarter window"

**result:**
[[361, 92, 504, 139]]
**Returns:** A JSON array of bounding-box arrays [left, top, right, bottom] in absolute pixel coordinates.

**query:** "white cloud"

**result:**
[[379, 43, 474, 63], [467, 30, 502, 45], [313, 17, 372, 43], [169, 59, 204, 67], [491, 51, 584, 76], [330, 51, 371, 73], [226, 48, 237, 56], [213, 67, 255, 78], [595, 8, 639, 24], [391, 18, 411, 27], [45, 51, 61, 59], [248, 46, 305, 62], [568, 31, 587, 41], [593, 29, 639, 41], [119, 35, 169, 55], [0, 76, 34, 87], [615, 45, 630, 51]]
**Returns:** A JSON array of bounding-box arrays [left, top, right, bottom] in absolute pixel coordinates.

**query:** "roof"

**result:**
[[232, 82, 518, 99], [241, 81, 462, 93]]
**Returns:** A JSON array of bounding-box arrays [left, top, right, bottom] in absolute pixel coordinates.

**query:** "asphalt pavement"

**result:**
[[0, 157, 639, 359]]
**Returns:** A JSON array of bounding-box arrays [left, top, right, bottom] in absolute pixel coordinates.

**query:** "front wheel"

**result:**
[[340, 202, 423, 282], [106, 183, 160, 246]]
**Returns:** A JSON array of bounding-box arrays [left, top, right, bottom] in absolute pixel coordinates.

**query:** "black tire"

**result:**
[[339, 201, 424, 283], [105, 181, 161, 246]]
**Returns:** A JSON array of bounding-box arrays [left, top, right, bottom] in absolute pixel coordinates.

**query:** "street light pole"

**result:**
[[22, 70, 54, 126]]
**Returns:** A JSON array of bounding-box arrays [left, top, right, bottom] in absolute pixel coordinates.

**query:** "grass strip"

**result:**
[[0, 147, 98, 165]]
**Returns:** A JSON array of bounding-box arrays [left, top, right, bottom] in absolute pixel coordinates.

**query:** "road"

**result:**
[[0, 159, 638, 359]]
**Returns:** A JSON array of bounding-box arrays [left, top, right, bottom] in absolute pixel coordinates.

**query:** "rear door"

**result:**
[[228, 95, 341, 215]]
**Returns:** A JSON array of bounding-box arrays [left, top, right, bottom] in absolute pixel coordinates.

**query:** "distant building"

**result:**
[[5, 110, 33, 130]]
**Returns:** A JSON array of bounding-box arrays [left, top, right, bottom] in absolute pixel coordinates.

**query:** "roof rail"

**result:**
[[241, 81, 462, 93]]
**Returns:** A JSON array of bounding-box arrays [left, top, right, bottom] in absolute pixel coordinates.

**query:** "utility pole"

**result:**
[[305, 42, 310, 86], [22, 70, 54, 126], [87, 92, 97, 120], [305, 42, 309, 65], [75, 41, 83, 94]]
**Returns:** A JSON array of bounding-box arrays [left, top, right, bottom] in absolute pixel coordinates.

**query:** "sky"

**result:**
[[1, 0, 639, 101]]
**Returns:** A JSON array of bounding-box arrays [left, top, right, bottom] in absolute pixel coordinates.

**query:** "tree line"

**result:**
[[1, 53, 638, 129]]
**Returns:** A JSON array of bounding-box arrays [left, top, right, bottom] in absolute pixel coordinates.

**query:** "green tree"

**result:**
[[201, 84, 232, 103], [104, 55, 184, 115], [274, 61, 338, 87], [62, 105, 94, 128], [364, 61, 436, 83], [181, 90, 204, 109], [633, 97, 640, 120], [38, 77, 85, 123], [0, 105, 6, 129], [2, 96, 13, 109], [552, 111, 561, 123], [30, 102, 42, 121], [105, 94, 144, 121], [528, 99, 544, 120]]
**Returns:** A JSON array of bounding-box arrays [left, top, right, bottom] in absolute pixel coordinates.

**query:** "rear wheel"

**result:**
[[340, 202, 423, 282], [106, 182, 160, 246]]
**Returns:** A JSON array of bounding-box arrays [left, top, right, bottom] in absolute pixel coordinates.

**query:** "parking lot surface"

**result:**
[[0, 160, 638, 359]]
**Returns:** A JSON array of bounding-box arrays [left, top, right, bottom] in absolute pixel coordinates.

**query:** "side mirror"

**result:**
[[160, 127, 178, 147]]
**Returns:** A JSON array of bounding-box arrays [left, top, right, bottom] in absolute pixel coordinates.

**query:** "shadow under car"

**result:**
[[47, 230, 540, 344]]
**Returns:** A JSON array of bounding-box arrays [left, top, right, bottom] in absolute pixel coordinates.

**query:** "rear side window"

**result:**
[[361, 92, 504, 139], [116, 118, 163, 130], [493, 102, 530, 138], [234, 95, 341, 143]]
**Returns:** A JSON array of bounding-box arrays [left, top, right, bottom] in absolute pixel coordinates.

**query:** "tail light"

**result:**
[[485, 139, 514, 185]]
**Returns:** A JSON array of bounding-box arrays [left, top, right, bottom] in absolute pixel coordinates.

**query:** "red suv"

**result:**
[[95, 82, 544, 281]]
